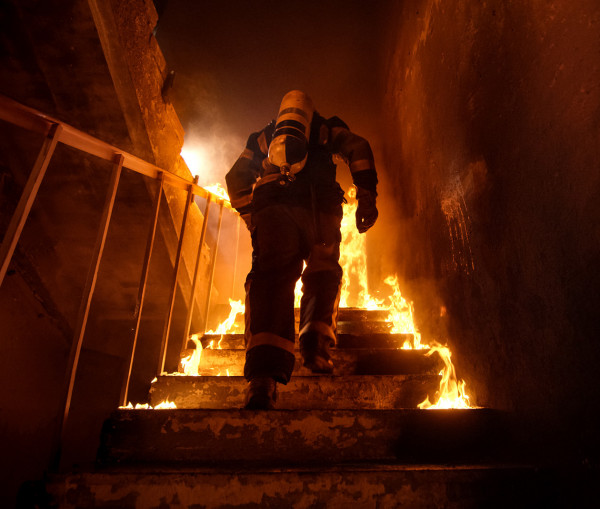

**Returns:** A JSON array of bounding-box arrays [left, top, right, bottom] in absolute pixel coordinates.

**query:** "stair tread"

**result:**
[[99, 408, 503, 466], [194, 347, 440, 376], [201, 332, 416, 349], [53, 461, 539, 475], [47, 461, 552, 509], [150, 374, 440, 409]]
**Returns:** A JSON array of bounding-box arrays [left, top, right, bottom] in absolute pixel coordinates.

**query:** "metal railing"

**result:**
[[0, 94, 242, 469]]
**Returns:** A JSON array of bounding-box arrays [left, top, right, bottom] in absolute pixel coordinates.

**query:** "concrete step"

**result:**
[[211, 305, 390, 326], [193, 348, 442, 376], [150, 374, 440, 409], [336, 319, 393, 334], [200, 332, 414, 350], [46, 463, 555, 509], [98, 408, 502, 466]]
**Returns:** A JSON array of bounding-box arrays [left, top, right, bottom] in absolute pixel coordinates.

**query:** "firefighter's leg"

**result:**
[[299, 210, 343, 373], [244, 205, 302, 392]]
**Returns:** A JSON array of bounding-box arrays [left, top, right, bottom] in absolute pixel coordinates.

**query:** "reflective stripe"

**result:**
[[231, 194, 252, 209], [255, 172, 282, 188], [350, 159, 373, 173], [279, 107, 309, 119], [240, 148, 253, 160], [247, 332, 296, 355], [299, 320, 336, 342], [275, 119, 306, 132], [257, 131, 268, 155]]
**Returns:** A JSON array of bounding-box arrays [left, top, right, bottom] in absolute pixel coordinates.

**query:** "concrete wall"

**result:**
[[0, 1, 218, 505], [381, 0, 600, 461]]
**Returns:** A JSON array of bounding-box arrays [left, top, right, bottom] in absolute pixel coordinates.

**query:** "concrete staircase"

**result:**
[[46, 308, 552, 508]]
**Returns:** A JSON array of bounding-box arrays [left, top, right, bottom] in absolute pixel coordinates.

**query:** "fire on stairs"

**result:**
[[45, 190, 552, 507], [46, 305, 550, 508]]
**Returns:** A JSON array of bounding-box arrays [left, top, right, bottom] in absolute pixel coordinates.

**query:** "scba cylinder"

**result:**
[[268, 90, 314, 178]]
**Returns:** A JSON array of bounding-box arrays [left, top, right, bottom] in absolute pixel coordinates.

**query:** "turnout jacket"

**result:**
[[226, 113, 378, 216]]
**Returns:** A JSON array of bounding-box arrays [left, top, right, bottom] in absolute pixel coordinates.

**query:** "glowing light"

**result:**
[[181, 144, 208, 177]]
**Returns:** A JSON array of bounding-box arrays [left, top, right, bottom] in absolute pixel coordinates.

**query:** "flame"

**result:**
[[206, 298, 244, 335], [119, 399, 177, 410], [383, 275, 424, 348], [417, 344, 472, 409], [339, 188, 383, 309], [153, 184, 473, 409], [337, 188, 473, 409], [204, 182, 230, 202], [173, 299, 244, 378], [294, 263, 306, 307], [180, 334, 203, 376]]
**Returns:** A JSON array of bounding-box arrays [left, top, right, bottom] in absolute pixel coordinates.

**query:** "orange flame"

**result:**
[[159, 182, 473, 409], [204, 182, 230, 202], [339, 188, 383, 309], [119, 399, 177, 409], [339, 188, 473, 409]]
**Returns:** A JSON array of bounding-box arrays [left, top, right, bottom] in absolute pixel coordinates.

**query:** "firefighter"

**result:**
[[225, 90, 378, 409]]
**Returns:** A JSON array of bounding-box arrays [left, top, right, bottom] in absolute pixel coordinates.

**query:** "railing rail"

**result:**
[[0, 94, 241, 470]]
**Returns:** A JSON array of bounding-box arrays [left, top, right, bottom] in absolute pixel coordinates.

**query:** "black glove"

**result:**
[[355, 187, 378, 233]]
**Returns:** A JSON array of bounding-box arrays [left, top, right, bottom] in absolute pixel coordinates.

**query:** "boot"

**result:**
[[244, 377, 278, 410], [299, 331, 334, 374]]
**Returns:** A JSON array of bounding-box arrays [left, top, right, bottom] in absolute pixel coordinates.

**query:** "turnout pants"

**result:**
[[244, 203, 343, 383]]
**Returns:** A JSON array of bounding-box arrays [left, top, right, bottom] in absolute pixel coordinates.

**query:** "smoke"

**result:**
[[171, 72, 245, 187]]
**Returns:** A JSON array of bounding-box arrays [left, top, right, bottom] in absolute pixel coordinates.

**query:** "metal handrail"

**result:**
[[0, 94, 235, 205], [0, 94, 241, 470]]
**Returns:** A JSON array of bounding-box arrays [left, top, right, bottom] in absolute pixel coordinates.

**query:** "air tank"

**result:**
[[268, 90, 314, 180]]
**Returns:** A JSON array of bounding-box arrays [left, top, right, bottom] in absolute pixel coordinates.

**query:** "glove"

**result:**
[[355, 187, 378, 233]]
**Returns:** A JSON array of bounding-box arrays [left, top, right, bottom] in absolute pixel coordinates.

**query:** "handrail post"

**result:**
[[231, 214, 241, 301], [157, 176, 197, 376], [181, 194, 212, 352], [120, 172, 164, 407], [201, 199, 225, 332], [0, 123, 62, 287], [52, 152, 124, 471]]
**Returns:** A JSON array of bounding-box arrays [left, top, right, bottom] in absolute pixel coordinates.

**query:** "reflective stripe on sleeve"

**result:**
[[230, 194, 253, 209], [350, 159, 373, 173], [240, 148, 254, 160]]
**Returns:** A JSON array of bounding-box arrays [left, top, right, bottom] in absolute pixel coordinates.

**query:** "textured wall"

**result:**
[[381, 0, 600, 460]]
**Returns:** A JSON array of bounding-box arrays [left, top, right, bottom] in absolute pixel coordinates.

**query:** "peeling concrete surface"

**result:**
[[47, 464, 553, 508], [98, 408, 501, 466], [149, 375, 439, 409]]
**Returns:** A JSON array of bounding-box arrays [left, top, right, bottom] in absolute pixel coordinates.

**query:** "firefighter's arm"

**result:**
[[225, 133, 266, 229], [328, 117, 379, 233]]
